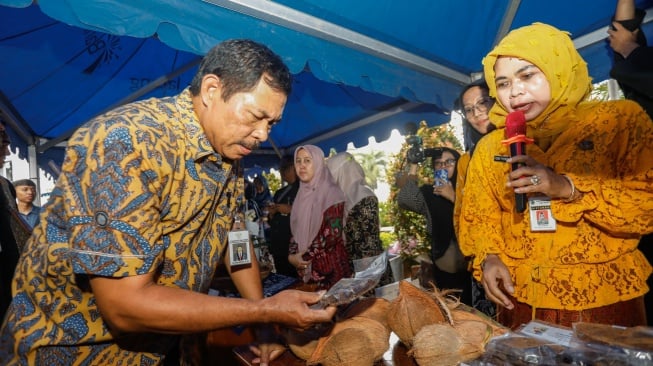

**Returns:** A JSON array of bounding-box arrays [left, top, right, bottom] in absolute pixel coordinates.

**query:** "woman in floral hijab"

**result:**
[[458, 23, 653, 329]]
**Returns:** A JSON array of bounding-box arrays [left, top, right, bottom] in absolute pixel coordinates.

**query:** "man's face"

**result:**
[[16, 185, 36, 205], [197, 74, 287, 161], [0, 124, 10, 169], [281, 165, 296, 183]]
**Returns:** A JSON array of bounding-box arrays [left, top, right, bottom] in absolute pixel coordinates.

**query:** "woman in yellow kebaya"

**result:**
[[458, 23, 653, 329]]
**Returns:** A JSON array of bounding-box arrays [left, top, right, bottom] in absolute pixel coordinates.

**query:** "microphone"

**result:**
[[504, 111, 527, 213]]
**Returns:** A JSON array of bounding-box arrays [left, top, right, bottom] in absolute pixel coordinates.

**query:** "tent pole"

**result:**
[[27, 144, 41, 206], [266, 136, 282, 159], [493, 0, 522, 47], [203, 0, 470, 85]]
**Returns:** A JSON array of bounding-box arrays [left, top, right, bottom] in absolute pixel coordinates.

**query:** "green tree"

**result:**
[[385, 121, 462, 259], [353, 150, 386, 189], [262, 170, 281, 194]]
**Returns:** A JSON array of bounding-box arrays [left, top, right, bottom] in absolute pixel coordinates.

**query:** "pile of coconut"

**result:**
[[283, 281, 509, 366]]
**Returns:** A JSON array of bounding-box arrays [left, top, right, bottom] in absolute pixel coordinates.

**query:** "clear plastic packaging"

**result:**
[[311, 251, 388, 308]]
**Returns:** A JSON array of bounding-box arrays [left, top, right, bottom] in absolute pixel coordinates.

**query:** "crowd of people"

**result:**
[[0, 0, 652, 364]]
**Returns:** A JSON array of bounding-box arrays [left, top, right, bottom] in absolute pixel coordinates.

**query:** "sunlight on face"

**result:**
[[295, 148, 315, 183], [494, 57, 551, 121]]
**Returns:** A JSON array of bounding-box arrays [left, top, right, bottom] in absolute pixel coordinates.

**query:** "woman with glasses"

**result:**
[[396, 147, 474, 307], [454, 79, 496, 229], [453, 79, 498, 317]]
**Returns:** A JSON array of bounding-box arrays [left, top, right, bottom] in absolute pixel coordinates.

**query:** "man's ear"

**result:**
[[201, 74, 221, 106]]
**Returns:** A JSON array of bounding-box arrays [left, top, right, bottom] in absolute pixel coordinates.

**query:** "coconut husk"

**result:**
[[282, 323, 333, 361], [453, 319, 494, 353], [451, 307, 509, 338], [387, 281, 446, 346], [408, 323, 463, 366], [409, 322, 486, 366], [338, 297, 390, 327], [307, 316, 390, 366]]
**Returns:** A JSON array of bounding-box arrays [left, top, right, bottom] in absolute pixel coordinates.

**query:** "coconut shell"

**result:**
[[454, 320, 493, 346], [451, 308, 509, 338], [338, 297, 390, 327], [387, 281, 446, 346], [408, 323, 462, 366], [282, 323, 332, 361], [308, 316, 390, 366]]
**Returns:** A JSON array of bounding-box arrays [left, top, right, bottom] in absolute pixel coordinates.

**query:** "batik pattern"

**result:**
[[0, 89, 241, 365]]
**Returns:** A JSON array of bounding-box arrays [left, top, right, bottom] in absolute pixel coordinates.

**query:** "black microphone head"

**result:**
[[505, 111, 526, 138], [404, 122, 418, 136]]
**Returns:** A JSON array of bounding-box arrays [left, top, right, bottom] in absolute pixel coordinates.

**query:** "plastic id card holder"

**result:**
[[529, 196, 556, 232], [229, 230, 252, 266]]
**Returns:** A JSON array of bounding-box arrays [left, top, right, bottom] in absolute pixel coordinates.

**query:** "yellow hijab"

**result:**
[[482, 23, 593, 144]]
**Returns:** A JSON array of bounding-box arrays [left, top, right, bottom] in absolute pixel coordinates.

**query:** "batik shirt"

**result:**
[[458, 100, 653, 311], [0, 88, 242, 365]]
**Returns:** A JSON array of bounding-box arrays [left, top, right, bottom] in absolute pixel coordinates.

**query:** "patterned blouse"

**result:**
[[0, 89, 241, 365], [458, 100, 653, 311], [289, 202, 352, 290], [343, 196, 383, 262]]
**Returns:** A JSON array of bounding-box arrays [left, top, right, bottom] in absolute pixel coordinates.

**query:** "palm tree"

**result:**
[[354, 150, 386, 189]]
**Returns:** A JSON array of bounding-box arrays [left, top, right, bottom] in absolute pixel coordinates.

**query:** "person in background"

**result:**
[[12, 179, 40, 230], [452, 79, 497, 317], [0, 39, 336, 365], [266, 155, 300, 277], [458, 23, 653, 330], [253, 175, 273, 209], [326, 152, 390, 281], [608, 0, 653, 325], [396, 147, 474, 307], [0, 121, 20, 322], [289, 145, 352, 290], [608, 0, 653, 118]]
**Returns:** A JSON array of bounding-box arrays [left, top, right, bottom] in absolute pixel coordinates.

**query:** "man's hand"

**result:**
[[608, 21, 640, 58], [481, 254, 515, 310], [249, 325, 286, 365], [249, 342, 286, 366], [261, 289, 336, 330]]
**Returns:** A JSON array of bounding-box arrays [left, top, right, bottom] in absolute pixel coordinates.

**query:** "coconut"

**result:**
[[338, 297, 390, 327], [453, 319, 494, 356], [409, 323, 463, 366], [282, 323, 332, 361], [307, 316, 390, 366], [451, 308, 509, 338], [386, 281, 446, 346]]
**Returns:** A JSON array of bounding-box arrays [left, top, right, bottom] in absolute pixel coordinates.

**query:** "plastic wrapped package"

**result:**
[[311, 251, 388, 308], [476, 333, 567, 365], [567, 322, 653, 365]]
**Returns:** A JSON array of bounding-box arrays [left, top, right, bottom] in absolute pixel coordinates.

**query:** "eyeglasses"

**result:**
[[434, 158, 456, 169], [463, 97, 493, 116]]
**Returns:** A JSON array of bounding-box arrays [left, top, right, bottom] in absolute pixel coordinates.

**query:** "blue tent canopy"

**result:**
[[1, 0, 652, 174]]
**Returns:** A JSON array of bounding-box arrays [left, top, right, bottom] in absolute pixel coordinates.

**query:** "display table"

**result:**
[[231, 332, 417, 366]]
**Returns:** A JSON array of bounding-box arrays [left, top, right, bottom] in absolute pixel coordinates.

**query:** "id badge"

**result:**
[[529, 196, 556, 232], [229, 230, 252, 266]]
